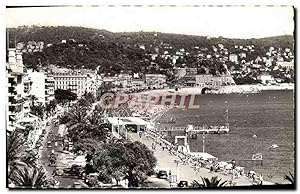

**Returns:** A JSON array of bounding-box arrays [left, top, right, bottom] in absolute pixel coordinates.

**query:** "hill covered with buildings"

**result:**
[[7, 25, 294, 83]]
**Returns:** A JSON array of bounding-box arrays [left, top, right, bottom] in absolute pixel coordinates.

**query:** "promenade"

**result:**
[[128, 132, 264, 187]]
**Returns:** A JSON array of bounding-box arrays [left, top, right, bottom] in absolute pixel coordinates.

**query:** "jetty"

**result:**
[[156, 124, 230, 134]]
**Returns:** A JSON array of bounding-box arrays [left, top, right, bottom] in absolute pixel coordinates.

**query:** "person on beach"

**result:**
[[52, 169, 57, 177], [259, 174, 264, 185]]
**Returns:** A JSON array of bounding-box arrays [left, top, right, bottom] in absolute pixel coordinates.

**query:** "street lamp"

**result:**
[[202, 132, 205, 153], [117, 118, 120, 138], [125, 125, 128, 140], [174, 158, 180, 183]]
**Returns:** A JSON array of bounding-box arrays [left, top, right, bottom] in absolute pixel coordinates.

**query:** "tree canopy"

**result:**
[[54, 89, 77, 103]]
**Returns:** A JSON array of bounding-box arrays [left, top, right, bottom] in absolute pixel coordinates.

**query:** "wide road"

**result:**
[[40, 121, 83, 188]]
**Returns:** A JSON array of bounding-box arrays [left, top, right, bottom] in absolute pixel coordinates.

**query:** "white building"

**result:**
[[6, 49, 25, 132], [277, 60, 294, 70], [229, 54, 238, 64], [27, 69, 55, 105], [145, 74, 167, 89], [53, 69, 99, 97], [195, 74, 235, 88], [257, 74, 274, 84]]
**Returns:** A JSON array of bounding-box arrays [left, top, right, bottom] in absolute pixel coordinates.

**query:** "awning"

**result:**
[[15, 124, 26, 130], [21, 117, 37, 123], [28, 113, 39, 119], [9, 115, 16, 121], [107, 117, 149, 126], [189, 152, 216, 160], [7, 126, 15, 132]]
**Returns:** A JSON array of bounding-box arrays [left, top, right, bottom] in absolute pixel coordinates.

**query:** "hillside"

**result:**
[[7, 26, 294, 76]]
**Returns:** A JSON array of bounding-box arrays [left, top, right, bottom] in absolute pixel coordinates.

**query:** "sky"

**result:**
[[6, 6, 294, 39]]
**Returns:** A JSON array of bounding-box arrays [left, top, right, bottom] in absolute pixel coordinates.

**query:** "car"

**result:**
[[73, 182, 81, 188], [157, 170, 168, 179], [64, 165, 85, 177], [178, 180, 189, 188], [47, 141, 52, 148]]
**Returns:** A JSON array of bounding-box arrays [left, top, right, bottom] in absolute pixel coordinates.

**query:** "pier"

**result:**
[[156, 125, 230, 134]]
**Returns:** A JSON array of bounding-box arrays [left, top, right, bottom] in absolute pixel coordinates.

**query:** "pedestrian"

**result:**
[[52, 170, 57, 177], [259, 174, 264, 185], [210, 165, 214, 173]]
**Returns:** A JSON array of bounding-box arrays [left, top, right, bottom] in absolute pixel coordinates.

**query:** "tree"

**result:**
[[54, 89, 77, 104], [7, 130, 28, 176], [7, 130, 39, 183], [29, 95, 39, 107], [30, 103, 45, 118], [45, 99, 57, 113], [92, 141, 156, 187], [123, 142, 157, 187], [200, 176, 227, 188], [284, 172, 295, 184], [9, 166, 48, 188]]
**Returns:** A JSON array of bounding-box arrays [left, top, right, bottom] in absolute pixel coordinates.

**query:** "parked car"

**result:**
[[64, 165, 85, 177], [47, 141, 52, 148], [73, 182, 81, 188], [178, 180, 189, 188], [157, 170, 168, 179]]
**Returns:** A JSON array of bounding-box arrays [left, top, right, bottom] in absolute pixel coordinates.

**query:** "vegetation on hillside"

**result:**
[[7, 26, 294, 77]]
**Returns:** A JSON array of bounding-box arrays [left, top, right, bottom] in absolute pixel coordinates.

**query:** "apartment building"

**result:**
[[6, 48, 26, 132], [27, 69, 55, 105], [53, 69, 99, 97], [195, 74, 236, 88], [145, 74, 167, 89]]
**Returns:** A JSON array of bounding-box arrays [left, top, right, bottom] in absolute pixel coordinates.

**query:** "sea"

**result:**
[[158, 90, 295, 183]]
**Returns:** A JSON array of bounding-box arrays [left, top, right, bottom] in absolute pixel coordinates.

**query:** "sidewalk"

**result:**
[[128, 132, 256, 186]]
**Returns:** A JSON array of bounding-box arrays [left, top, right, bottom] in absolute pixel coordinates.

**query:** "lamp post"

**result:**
[[202, 132, 205, 153], [125, 126, 127, 140], [117, 118, 120, 138], [174, 158, 180, 183]]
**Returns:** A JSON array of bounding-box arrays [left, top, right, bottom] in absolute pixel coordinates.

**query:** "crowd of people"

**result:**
[[145, 128, 265, 185]]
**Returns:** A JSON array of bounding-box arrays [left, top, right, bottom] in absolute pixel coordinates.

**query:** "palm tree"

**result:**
[[66, 104, 88, 128], [200, 176, 227, 188], [284, 172, 295, 184], [86, 108, 105, 126], [9, 166, 49, 188], [7, 130, 39, 179], [29, 95, 39, 107], [7, 130, 27, 175]]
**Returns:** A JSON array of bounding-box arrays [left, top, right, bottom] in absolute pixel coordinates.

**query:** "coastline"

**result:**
[[137, 83, 294, 96]]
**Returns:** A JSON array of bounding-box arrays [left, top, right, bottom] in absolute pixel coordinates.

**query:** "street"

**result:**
[[40, 121, 84, 188]]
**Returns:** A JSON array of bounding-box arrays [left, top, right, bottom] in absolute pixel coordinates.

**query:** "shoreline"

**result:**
[[137, 83, 294, 96]]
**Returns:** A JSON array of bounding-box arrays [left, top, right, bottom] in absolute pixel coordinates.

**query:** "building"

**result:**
[[257, 73, 274, 84], [195, 74, 235, 88], [27, 69, 55, 105], [45, 74, 55, 103], [6, 49, 26, 132], [229, 54, 238, 64], [174, 67, 197, 80], [181, 75, 196, 87], [102, 74, 133, 92], [277, 60, 294, 70], [131, 78, 146, 91], [239, 52, 247, 58], [145, 74, 167, 89], [53, 69, 99, 97]]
